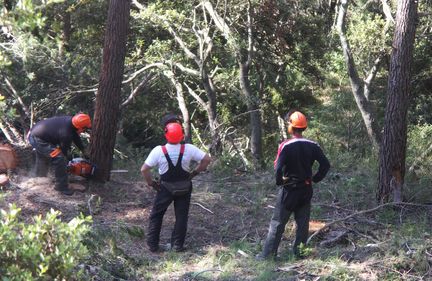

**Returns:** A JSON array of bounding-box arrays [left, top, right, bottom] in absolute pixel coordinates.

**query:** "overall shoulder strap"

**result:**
[[161, 145, 175, 168], [176, 144, 185, 168]]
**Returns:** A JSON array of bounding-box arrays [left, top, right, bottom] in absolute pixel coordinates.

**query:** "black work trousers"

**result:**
[[261, 184, 313, 257], [147, 185, 192, 251], [28, 135, 68, 190]]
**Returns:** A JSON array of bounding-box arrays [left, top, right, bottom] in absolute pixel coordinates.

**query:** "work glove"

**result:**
[[149, 180, 161, 191], [189, 170, 199, 180]]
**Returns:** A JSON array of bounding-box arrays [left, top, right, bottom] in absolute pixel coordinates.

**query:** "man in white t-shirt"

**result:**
[[141, 121, 211, 252]]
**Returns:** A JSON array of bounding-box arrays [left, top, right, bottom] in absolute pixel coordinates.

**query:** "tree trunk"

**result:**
[[239, 62, 262, 167], [59, 11, 71, 56], [166, 71, 192, 143], [90, 0, 131, 182], [201, 70, 221, 154], [337, 0, 381, 150], [204, 0, 263, 167], [378, 0, 418, 203]]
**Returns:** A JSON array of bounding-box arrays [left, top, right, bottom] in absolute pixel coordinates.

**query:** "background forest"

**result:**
[[1, 0, 432, 280]]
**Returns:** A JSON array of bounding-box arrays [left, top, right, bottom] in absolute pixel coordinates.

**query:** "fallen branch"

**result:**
[[192, 269, 223, 280], [87, 194, 95, 216], [307, 202, 432, 243], [192, 202, 214, 214]]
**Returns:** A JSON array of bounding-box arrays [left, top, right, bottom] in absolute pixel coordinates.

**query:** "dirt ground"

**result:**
[[3, 167, 430, 280], [0, 168, 273, 262]]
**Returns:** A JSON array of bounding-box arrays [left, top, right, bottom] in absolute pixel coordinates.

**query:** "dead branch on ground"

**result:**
[[308, 202, 432, 243]]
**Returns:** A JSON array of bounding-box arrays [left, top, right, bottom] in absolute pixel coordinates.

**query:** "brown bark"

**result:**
[[378, 0, 418, 203], [90, 0, 131, 181]]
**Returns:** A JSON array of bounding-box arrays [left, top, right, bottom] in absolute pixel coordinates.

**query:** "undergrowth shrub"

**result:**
[[0, 204, 92, 280], [212, 151, 247, 176], [112, 145, 151, 180]]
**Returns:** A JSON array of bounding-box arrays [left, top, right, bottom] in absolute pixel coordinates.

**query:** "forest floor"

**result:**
[[1, 167, 432, 280]]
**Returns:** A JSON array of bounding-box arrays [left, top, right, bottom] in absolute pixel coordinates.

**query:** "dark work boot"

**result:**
[[54, 185, 74, 196], [52, 155, 73, 195]]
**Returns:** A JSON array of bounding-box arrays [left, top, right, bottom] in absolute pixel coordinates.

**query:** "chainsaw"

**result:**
[[67, 158, 96, 178]]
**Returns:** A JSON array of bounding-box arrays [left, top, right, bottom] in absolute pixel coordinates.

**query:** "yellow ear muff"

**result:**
[[288, 124, 293, 135]]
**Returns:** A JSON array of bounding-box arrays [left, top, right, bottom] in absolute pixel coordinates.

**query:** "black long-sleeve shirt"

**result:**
[[30, 116, 85, 155], [275, 138, 330, 186]]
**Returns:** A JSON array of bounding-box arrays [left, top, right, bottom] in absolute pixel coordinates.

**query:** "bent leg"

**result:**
[[28, 135, 52, 177], [52, 155, 68, 190], [35, 151, 50, 177]]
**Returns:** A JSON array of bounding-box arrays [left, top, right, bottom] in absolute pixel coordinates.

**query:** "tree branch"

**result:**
[[121, 73, 155, 107], [336, 0, 363, 88], [4, 77, 30, 117], [184, 82, 207, 109], [364, 53, 385, 87], [123, 63, 164, 84], [381, 0, 395, 24], [172, 62, 200, 76]]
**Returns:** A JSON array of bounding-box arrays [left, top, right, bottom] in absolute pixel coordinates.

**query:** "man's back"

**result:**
[[275, 138, 330, 185], [31, 116, 72, 144]]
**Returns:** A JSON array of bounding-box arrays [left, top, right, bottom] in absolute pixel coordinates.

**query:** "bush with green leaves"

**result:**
[[0, 204, 92, 280]]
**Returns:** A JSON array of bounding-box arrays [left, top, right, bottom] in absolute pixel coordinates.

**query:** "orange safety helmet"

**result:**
[[164, 123, 184, 144], [288, 111, 307, 134], [72, 113, 92, 133]]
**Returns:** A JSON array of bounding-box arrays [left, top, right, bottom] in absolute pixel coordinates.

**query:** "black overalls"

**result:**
[[147, 144, 192, 252]]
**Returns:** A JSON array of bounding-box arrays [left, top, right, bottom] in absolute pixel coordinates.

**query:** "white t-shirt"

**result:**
[[144, 143, 206, 175]]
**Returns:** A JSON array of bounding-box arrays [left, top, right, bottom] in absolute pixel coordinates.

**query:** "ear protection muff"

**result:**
[[288, 123, 293, 135]]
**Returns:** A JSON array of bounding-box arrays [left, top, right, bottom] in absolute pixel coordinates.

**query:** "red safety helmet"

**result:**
[[164, 123, 184, 144], [288, 111, 307, 134], [72, 113, 92, 133]]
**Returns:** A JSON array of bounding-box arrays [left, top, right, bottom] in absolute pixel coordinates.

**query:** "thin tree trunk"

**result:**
[[59, 11, 71, 56], [337, 0, 382, 150], [204, 0, 263, 167], [277, 114, 287, 140], [90, 0, 131, 182], [201, 70, 221, 153], [239, 62, 262, 167], [165, 71, 192, 143], [378, 0, 418, 203]]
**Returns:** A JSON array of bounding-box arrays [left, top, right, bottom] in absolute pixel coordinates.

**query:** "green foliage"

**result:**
[[0, 204, 92, 280], [347, 11, 391, 62], [211, 151, 248, 176], [406, 124, 432, 178]]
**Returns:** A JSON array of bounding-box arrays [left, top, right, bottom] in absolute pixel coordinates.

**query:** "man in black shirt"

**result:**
[[28, 114, 91, 195], [257, 111, 330, 260]]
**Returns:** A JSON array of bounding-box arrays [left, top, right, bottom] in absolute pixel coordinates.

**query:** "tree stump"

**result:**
[[0, 143, 18, 172]]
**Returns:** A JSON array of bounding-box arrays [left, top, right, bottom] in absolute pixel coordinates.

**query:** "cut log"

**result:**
[[0, 174, 9, 186], [0, 143, 18, 171]]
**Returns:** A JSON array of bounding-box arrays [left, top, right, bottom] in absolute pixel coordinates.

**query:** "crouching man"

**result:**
[[28, 113, 91, 195]]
